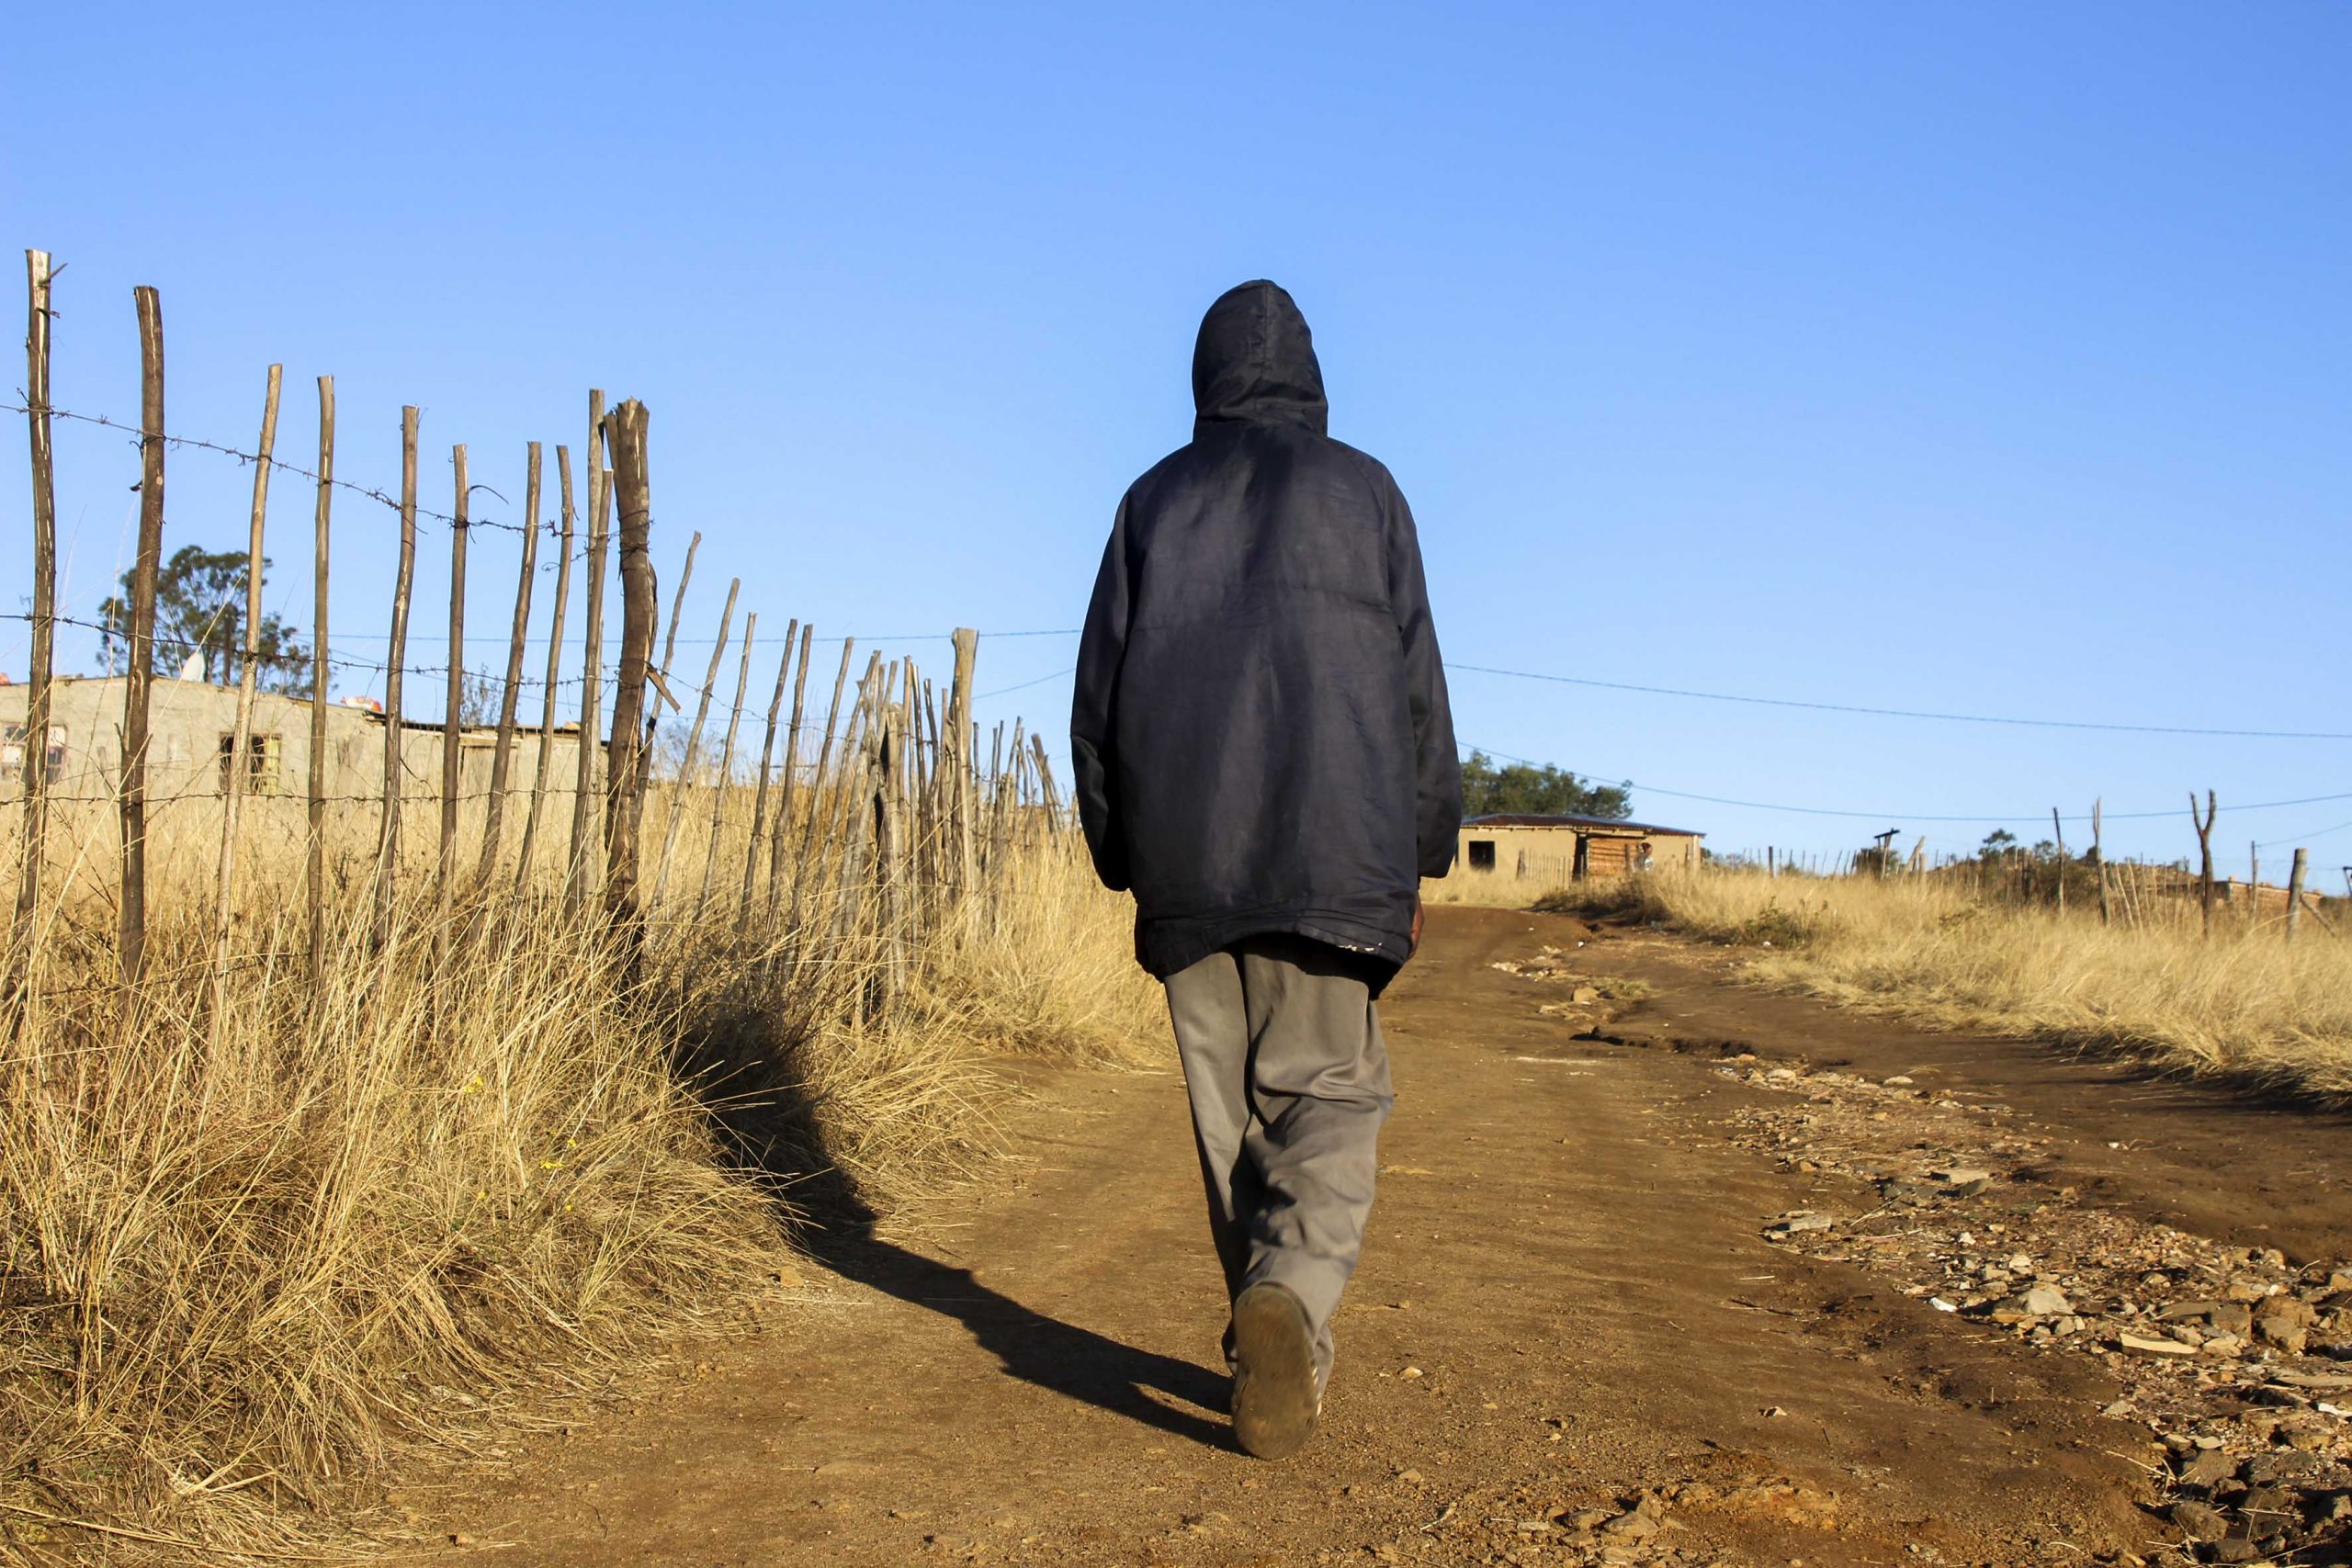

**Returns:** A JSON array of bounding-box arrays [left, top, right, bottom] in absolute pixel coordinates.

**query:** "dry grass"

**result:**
[[1537, 866, 2352, 1098], [0, 778, 1156, 1562], [1423, 863, 1576, 908]]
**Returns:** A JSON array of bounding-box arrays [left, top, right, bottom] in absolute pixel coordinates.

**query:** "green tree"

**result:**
[[1459, 750, 1633, 819], [97, 545, 311, 694]]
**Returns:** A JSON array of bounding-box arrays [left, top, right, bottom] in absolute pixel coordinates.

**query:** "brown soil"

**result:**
[[400, 906, 2352, 1566]]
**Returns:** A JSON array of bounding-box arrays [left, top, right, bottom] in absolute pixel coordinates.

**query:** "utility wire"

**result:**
[[2256, 818, 2352, 852], [25, 394, 2342, 740], [977, 664, 1076, 700], [1458, 739, 2352, 829], [1448, 661, 2352, 741]]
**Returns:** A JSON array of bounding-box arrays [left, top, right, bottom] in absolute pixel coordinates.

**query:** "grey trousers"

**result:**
[[1163, 933, 1393, 1389]]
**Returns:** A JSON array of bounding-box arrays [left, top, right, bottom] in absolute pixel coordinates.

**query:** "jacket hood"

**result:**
[[1192, 280, 1328, 437]]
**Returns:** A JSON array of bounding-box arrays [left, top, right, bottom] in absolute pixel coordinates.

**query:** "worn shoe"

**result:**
[[1229, 1282, 1318, 1460]]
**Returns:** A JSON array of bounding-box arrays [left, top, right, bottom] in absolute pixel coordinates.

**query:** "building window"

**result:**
[[4, 724, 65, 786], [219, 732, 283, 795], [1467, 839, 1496, 871]]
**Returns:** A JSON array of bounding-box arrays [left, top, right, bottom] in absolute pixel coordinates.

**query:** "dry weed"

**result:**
[[1540, 866, 2352, 1098]]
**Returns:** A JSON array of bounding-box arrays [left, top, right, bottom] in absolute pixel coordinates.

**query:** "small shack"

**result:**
[[1457, 813, 1704, 881]]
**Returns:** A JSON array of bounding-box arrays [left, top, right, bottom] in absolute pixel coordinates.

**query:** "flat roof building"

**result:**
[[1456, 813, 1703, 882]]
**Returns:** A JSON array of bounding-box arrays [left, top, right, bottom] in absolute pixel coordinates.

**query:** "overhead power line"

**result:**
[[1458, 739, 2352, 829], [978, 665, 1077, 700], [1449, 662, 2352, 741]]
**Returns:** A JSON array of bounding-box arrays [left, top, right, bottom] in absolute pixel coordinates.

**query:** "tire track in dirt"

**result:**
[[401, 906, 2256, 1566]]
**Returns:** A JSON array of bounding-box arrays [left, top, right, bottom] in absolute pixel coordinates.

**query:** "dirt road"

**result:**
[[412, 907, 2352, 1566]]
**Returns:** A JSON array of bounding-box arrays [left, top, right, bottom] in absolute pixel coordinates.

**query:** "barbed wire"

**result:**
[[6, 399, 543, 537]]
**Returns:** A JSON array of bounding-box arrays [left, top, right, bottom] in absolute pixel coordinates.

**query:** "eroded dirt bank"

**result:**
[[406, 907, 2352, 1566]]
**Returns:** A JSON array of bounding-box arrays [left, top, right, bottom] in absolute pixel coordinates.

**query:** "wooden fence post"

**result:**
[[694, 610, 755, 920], [565, 399, 608, 913], [2190, 790, 2218, 939], [2092, 797, 2111, 927], [2050, 807, 2066, 918], [649, 578, 736, 908], [1030, 732, 1063, 833], [632, 531, 699, 814], [10, 249, 57, 999], [741, 619, 801, 914], [826, 655, 887, 956], [212, 363, 281, 1027], [2249, 841, 2261, 931], [515, 442, 574, 896], [436, 445, 469, 964], [479, 441, 539, 884], [945, 627, 978, 898], [783, 637, 855, 926], [376, 407, 420, 950], [119, 285, 168, 987], [307, 377, 334, 986], [601, 399, 657, 940], [872, 682, 907, 1013], [657, 532, 700, 693]]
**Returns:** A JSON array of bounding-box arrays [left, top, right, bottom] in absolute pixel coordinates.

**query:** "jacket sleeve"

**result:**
[[1385, 476, 1463, 878], [1070, 498, 1134, 891]]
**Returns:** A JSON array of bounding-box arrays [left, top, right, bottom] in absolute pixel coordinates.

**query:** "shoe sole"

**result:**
[[1230, 1283, 1317, 1460]]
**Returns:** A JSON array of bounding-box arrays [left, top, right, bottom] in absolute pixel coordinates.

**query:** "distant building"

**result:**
[[0, 674, 598, 805], [1456, 813, 1704, 881]]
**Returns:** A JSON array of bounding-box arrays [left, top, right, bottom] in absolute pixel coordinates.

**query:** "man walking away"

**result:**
[[1071, 280, 1461, 1460]]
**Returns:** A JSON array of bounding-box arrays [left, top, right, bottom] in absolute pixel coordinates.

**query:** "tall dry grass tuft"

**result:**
[[2, 792, 1156, 1560], [667, 834, 1159, 1217], [1537, 866, 2352, 1098], [1, 885, 780, 1562]]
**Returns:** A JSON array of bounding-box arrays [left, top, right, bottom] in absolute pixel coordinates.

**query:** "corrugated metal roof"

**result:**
[[1461, 813, 1702, 837]]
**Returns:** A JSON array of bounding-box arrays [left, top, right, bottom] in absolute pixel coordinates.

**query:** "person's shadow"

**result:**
[[667, 983, 1232, 1450], [801, 1223, 1234, 1449]]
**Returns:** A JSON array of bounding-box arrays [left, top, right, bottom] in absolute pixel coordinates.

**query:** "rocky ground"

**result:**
[[401, 908, 2352, 1567], [1702, 1046, 2352, 1563]]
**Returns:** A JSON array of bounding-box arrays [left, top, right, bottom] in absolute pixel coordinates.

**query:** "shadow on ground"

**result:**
[[664, 967, 1234, 1451]]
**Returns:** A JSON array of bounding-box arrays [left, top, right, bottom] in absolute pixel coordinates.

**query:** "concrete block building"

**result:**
[[1456, 813, 1704, 882], [0, 674, 594, 807]]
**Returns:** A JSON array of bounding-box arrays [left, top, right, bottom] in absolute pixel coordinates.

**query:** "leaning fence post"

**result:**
[[479, 441, 539, 885], [872, 684, 907, 1013], [516, 442, 573, 897], [119, 285, 168, 987], [565, 396, 608, 915], [694, 610, 756, 921], [2092, 797, 2111, 928], [307, 377, 334, 986], [10, 249, 58, 1001], [1029, 732, 1063, 833], [212, 363, 281, 1032], [649, 578, 736, 908], [2048, 807, 2066, 917], [375, 407, 420, 949], [2190, 790, 2218, 939], [783, 637, 855, 926], [635, 530, 700, 815], [741, 619, 801, 915], [2285, 848, 2310, 942], [601, 399, 658, 942]]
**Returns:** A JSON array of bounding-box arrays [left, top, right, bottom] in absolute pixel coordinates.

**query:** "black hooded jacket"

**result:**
[[1071, 281, 1461, 983]]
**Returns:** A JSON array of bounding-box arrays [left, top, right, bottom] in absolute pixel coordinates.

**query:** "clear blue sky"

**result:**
[[5, 3, 2346, 870]]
